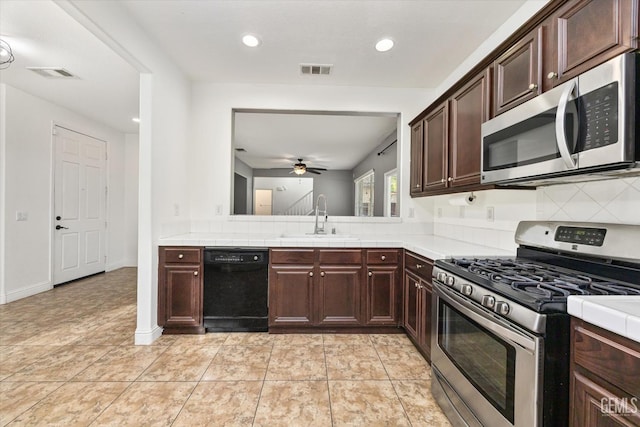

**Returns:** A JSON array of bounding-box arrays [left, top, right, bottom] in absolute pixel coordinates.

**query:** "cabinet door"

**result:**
[[571, 371, 640, 427], [494, 27, 542, 115], [410, 121, 424, 195], [553, 0, 638, 85], [163, 265, 203, 330], [317, 266, 362, 325], [404, 271, 420, 341], [269, 266, 315, 326], [449, 70, 490, 187], [423, 102, 449, 191], [365, 266, 399, 325]]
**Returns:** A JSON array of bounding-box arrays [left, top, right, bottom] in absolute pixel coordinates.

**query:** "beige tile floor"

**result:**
[[0, 268, 451, 426]]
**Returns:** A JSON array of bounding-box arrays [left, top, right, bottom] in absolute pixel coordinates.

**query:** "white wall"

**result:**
[[64, 0, 194, 344], [123, 133, 139, 266], [0, 83, 135, 303]]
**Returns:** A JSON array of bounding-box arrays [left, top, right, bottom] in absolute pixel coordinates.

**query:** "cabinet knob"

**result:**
[[381, 255, 386, 261], [193, 271, 198, 276], [414, 282, 419, 288], [368, 271, 373, 277], [415, 184, 420, 188], [441, 178, 445, 183], [547, 71, 558, 80], [309, 272, 314, 277], [178, 254, 184, 259], [416, 264, 423, 269], [528, 83, 538, 91], [320, 271, 325, 277], [447, 177, 453, 182]]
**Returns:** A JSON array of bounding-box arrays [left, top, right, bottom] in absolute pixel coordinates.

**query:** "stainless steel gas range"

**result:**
[[430, 221, 640, 427]]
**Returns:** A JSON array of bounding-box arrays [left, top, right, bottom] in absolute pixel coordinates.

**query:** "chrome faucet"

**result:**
[[314, 194, 328, 234]]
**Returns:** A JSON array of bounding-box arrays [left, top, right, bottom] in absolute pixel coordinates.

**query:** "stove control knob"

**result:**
[[436, 272, 447, 282], [461, 284, 472, 296], [446, 276, 455, 286], [495, 301, 510, 315], [481, 295, 496, 308]]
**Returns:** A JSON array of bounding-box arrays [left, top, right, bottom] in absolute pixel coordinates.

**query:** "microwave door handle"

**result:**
[[555, 80, 578, 169]]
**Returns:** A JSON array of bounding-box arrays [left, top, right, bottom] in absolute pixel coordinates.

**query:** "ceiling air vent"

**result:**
[[27, 67, 79, 79], [300, 63, 332, 76]]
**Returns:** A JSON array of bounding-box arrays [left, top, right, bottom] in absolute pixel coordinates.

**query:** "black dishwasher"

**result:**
[[203, 248, 269, 332]]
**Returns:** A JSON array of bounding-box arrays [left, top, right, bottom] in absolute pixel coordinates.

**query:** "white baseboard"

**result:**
[[134, 325, 163, 345], [3, 280, 52, 304]]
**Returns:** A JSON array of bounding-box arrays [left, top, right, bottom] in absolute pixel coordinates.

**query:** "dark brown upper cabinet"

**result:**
[[423, 102, 449, 191], [410, 121, 424, 195], [493, 28, 542, 115], [550, 0, 639, 86]]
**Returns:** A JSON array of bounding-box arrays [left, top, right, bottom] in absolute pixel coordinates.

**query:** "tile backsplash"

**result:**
[[431, 177, 640, 253], [537, 178, 640, 225]]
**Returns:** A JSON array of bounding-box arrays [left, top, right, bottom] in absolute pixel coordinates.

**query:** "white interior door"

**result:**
[[53, 126, 107, 285], [254, 189, 273, 215]]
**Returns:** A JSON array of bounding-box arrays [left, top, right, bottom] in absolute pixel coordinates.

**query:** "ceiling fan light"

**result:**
[[293, 164, 306, 175]]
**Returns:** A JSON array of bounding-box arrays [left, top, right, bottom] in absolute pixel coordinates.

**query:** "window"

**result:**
[[355, 170, 375, 216], [384, 169, 398, 217]]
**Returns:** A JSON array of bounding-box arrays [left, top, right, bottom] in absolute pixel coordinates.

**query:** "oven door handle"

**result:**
[[435, 283, 537, 352]]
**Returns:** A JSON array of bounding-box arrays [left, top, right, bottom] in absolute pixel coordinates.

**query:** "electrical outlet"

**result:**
[[173, 203, 180, 216], [215, 205, 223, 215], [15, 211, 28, 221], [459, 206, 465, 218], [486, 206, 495, 222], [437, 207, 442, 218]]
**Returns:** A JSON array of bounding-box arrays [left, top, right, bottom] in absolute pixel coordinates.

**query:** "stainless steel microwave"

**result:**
[[481, 52, 640, 186]]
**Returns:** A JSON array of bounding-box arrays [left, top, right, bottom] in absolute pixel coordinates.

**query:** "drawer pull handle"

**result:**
[[178, 254, 184, 259], [381, 255, 386, 261], [309, 272, 314, 277], [368, 271, 373, 277], [193, 271, 198, 276], [416, 264, 423, 269]]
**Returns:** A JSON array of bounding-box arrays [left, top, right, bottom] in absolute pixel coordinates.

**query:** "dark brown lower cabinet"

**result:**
[[158, 247, 205, 334], [403, 252, 434, 361], [269, 248, 400, 331], [570, 318, 640, 427]]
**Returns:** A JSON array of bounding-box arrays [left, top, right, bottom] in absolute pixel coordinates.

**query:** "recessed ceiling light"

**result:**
[[132, 117, 140, 123], [242, 34, 261, 47], [375, 38, 394, 52]]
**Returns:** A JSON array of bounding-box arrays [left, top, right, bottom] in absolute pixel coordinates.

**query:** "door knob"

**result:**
[[55, 216, 61, 220], [55, 225, 68, 230]]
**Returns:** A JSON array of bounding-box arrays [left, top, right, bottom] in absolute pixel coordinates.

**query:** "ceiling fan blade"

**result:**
[[307, 167, 327, 171], [307, 169, 321, 174]]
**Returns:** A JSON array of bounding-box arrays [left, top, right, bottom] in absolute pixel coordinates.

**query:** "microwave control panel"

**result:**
[[581, 83, 618, 151]]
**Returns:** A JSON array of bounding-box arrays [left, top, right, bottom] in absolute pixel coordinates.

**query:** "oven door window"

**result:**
[[438, 301, 516, 423]]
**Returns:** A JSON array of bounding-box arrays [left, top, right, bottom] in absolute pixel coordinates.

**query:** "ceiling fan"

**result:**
[[290, 158, 327, 175]]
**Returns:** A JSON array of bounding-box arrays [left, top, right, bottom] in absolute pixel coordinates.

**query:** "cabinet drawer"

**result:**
[[366, 249, 399, 265], [404, 252, 433, 282], [270, 248, 315, 264], [572, 319, 640, 397], [162, 247, 201, 264], [318, 249, 362, 265]]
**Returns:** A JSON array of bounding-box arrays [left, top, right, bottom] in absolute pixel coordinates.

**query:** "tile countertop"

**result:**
[[157, 233, 514, 261], [568, 296, 640, 344]]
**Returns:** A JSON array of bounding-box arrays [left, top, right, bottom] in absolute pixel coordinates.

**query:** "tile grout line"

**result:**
[[251, 340, 275, 426], [322, 337, 335, 427]]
